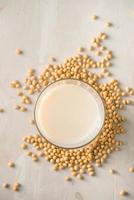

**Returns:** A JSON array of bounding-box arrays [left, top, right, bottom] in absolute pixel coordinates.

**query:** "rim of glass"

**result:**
[[34, 78, 106, 149]]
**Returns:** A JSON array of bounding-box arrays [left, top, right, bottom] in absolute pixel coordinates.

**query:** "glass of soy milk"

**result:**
[[34, 79, 105, 148]]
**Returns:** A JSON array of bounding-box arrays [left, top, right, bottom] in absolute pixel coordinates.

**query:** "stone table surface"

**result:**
[[0, 0, 134, 200]]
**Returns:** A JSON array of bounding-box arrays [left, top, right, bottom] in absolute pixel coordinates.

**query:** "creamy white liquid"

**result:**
[[35, 79, 105, 148]]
